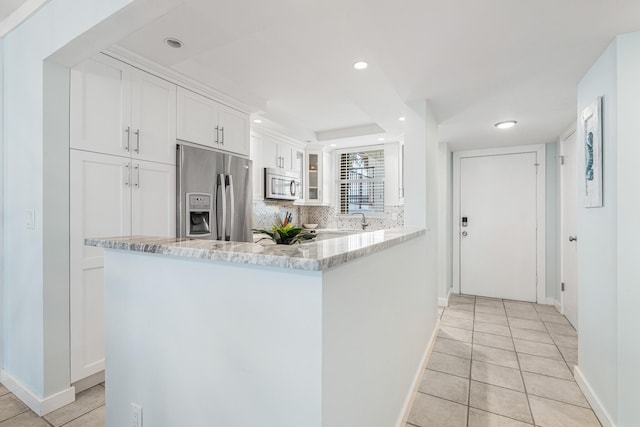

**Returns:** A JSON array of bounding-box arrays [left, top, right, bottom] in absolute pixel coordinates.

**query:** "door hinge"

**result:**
[[561, 282, 565, 292], [557, 155, 565, 165]]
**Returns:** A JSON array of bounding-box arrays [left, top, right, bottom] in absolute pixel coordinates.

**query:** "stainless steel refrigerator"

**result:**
[[177, 144, 253, 242]]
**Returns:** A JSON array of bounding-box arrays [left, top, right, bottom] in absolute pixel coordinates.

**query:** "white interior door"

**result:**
[[70, 150, 131, 381], [459, 153, 538, 301], [560, 133, 578, 328]]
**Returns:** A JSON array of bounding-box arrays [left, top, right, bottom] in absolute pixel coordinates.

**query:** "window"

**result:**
[[337, 147, 384, 214]]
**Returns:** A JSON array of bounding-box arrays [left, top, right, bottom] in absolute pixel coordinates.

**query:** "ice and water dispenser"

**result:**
[[186, 193, 212, 237]]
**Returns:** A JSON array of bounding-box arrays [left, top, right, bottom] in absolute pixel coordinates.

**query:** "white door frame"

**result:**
[[453, 144, 547, 303]]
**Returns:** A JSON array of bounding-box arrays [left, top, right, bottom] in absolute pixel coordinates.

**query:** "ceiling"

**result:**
[[116, 0, 640, 150], [0, 0, 27, 23]]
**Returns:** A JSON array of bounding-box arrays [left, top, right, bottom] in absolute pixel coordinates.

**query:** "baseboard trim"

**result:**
[[574, 366, 616, 427], [438, 288, 453, 307], [395, 318, 440, 427], [0, 370, 75, 416], [543, 297, 561, 312], [72, 371, 104, 393]]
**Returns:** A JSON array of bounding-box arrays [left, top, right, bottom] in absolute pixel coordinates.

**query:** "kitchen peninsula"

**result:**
[[88, 228, 431, 427]]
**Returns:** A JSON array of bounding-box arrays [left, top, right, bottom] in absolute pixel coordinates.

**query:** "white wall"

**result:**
[[0, 38, 4, 371], [322, 236, 434, 427], [614, 32, 640, 427], [2, 0, 180, 405], [576, 40, 619, 424], [437, 142, 453, 302], [403, 99, 439, 312], [545, 142, 559, 302], [42, 62, 71, 395], [105, 252, 324, 427]]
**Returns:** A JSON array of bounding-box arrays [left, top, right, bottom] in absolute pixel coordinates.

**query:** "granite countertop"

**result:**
[[86, 227, 425, 271]]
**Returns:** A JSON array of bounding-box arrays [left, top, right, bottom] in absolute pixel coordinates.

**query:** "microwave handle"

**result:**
[[290, 180, 296, 197], [217, 174, 226, 240], [226, 174, 234, 241]]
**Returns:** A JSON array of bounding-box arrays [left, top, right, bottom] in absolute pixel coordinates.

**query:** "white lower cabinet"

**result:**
[[70, 149, 175, 382], [131, 159, 176, 236]]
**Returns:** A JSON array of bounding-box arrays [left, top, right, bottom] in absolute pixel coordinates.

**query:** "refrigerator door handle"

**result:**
[[217, 173, 226, 240], [226, 174, 234, 241]]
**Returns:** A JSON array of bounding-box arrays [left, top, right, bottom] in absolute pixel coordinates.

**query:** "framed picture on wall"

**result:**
[[581, 96, 603, 208]]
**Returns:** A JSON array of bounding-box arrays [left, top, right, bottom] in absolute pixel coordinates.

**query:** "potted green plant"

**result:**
[[253, 223, 316, 245]]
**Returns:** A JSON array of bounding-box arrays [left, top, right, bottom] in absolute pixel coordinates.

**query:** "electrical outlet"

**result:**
[[25, 209, 35, 230], [131, 403, 142, 427]]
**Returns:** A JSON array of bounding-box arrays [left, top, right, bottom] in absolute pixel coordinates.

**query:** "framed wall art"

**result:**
[[581, 96, 603, 208]]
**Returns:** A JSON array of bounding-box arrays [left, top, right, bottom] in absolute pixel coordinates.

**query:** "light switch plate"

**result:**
[[25, 209, 35, 230]]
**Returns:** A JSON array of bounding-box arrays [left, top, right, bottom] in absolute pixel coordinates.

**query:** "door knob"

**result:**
[[569, 236, 577, 242], [461, 231, 468, 237]]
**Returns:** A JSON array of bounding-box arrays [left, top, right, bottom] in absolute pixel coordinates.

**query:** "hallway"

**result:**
[[406, 294, 599, 427]]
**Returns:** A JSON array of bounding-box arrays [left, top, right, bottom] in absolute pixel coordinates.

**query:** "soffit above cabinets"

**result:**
[[116, 0, 640, 150]]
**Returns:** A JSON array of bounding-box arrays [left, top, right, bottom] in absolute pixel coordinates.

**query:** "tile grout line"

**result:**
[[508, 300, 537, 426], [58, 405, 106, 427], [0, 406, 30, 425], [466, 295, 476, 427]]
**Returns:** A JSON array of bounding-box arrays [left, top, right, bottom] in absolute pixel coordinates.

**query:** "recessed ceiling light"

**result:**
[[353, 61, 368, 70], [398, 116, 406, 121], [253, 119, 262, 124], [164, 38, 183, 49], [378, 138, 385, 141], [495, 120, 517, 129], [330, 144, 337, 147]]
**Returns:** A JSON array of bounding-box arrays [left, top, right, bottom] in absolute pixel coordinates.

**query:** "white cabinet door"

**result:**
[[70, 150, 131, 382], [218, 103, 249, 156], [131, 160, 176, 237], [250, 133, 264, 201], [131, 70, 177, 165], [279, 141, 293, 171], [176, 87, 218, 148], [70, 55, 131, 157], [262, 135, 279, 169]]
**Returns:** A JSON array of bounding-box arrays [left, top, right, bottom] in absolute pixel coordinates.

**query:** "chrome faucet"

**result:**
[[352, 212, 369, 230]]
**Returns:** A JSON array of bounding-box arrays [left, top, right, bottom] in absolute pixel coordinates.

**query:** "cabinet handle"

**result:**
[[134, 129, 140, 153], [220, 126, 224, 145], [133, 164, 140, 188], [215, 126, 219, 144], [124, 127, 131, 151], [124, 163, 130, 187]]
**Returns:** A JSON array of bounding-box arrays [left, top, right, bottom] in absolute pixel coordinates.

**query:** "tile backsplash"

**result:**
[[253, 200, 404, 231], [252, 200, 301, 230]]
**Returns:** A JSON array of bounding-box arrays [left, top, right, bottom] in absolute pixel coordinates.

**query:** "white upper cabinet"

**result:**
[[71, 54, 177, 164], [218, 103, 250, 156], [177, 87, 249, 157], [70, 55, 131, 158], [70, 55, 176, 164], [131, 69, 177, 165], [176, 87, 218, 147]]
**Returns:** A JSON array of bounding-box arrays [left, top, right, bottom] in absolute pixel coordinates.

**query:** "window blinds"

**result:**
[[338, 148, 385, 214]]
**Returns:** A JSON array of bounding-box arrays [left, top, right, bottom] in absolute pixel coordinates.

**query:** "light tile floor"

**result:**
[[407, 294, 600, 427], [0, 383, 104, 427], [0, 295, 598, 427]]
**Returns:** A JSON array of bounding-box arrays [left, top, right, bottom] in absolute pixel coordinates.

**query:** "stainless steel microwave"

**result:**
[[264, 168, 301, 201]]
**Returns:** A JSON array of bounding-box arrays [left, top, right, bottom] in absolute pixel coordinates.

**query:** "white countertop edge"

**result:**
[[86, 228, 426, 272]]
